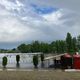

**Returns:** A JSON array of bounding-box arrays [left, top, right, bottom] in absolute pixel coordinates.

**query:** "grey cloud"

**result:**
[[0, 0, 80, 49]]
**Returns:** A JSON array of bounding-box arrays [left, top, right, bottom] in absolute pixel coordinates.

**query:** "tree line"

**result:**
[[0, 32, 80, 54], [17, 33, 80, 54]]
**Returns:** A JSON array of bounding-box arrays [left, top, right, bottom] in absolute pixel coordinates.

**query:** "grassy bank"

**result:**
[[0, 70, 80, 80]]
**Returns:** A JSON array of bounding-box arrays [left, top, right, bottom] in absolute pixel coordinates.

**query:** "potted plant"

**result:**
[[40, 54, 44, 62], [16, 55, 20, 68], [40, 54, 44, 67], [16, 55, 20, 64], [33, 55, 38, 68], [2, 56, 7, 68]]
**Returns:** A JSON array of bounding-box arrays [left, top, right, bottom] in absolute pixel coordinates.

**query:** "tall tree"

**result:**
[[31, 41, 40, 52], [72, 37, 77, 53], [40, 42, 50, 53], [50, 41, 56, 53], [17, 44, 27, 53], [66, 32, 73, 53], [77, 35, 80, 50], [59, 40, 67, 53], [54, 40, 66, 53]]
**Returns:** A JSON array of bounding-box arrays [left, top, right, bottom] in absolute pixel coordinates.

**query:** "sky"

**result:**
[[0, 0, 80, 49]]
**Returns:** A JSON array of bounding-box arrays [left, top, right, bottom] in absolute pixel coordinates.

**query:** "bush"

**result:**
[[33, 55, 38, 68], [16, 55, 20, 64], [2, 56, 7, 68], [40, 54, 44, 62]]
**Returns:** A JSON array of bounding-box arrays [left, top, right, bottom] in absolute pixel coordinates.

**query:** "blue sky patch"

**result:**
[[31, 4, 58, 15]]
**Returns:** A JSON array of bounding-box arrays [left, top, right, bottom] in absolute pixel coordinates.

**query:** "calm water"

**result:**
[[0, 53, 54, 69]]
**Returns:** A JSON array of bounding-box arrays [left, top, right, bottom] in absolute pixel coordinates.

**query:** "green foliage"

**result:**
[[4, 32, 78, 54], [40, 42, 51, 53], [17, 43, 32, 53], [33, 55, 38, 68], [2, 56, 7, 68], [66, 33, 78, 54], [72, 37, 78, 53], [31, 41, 40, 52], [51, 40, 67, 53], [77, 35, 80, 50], [50, 41, 56, 53], [1, 33, 80, 54], [40, 54, 44, 62], [16, 55, 20, 63], [66, 32, 73, 53], [17, 44, 28, 53]]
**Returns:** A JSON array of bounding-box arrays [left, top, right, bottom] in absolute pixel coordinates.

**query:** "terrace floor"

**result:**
[[0, 69, 80, 80]]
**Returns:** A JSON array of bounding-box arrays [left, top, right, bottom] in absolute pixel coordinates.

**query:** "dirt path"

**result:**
[[0, 70, 80, 80]]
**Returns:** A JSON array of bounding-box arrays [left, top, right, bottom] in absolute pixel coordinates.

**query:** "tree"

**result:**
[[50, 41, 56, 53], [77, 35, 80, 50], [66, 32, 73, 54], [26, 44, 32, 53], [2, 56, 7, 68], [40, 42, 50, 53], [17, 44, 27, 53], [59, 40, 67, 53], [31, 41, 40, 52], [33, 55, 39, 68], [72, 37, 77, 53]]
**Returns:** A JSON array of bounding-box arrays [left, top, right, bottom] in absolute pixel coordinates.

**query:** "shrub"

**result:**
[[2, 56, 7, 68], [40, 54, 45, 68], [33, 55, 38, 68], [40, 54, 44, 62], [16, 55, 20, 64]]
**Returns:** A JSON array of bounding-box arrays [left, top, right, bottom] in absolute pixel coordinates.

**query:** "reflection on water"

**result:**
[[0, 53, 41, 69]]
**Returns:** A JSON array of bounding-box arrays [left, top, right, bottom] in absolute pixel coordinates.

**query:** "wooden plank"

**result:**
[[44, 54, 64, 60]]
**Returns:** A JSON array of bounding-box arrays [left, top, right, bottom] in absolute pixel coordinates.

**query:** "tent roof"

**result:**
[[73, 54, 80, 58], [64, 53, 72, 58]]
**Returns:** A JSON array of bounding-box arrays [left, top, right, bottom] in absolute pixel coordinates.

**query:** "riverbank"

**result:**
[[0, 69, 80, 80]]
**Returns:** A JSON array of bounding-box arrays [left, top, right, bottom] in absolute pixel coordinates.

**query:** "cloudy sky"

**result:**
[[0, 0, 80, 49]]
